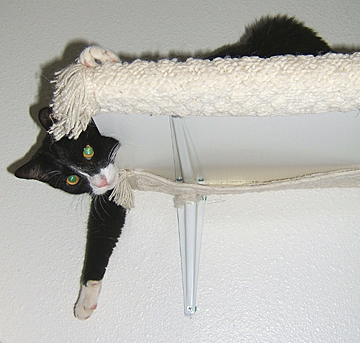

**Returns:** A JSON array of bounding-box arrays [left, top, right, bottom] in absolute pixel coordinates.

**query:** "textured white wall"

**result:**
[[1, 1, 360, 342]]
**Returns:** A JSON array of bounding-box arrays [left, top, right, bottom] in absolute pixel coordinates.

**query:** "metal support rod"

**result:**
[[170, 115, 205, 184], [177, 198, 206, 316], [170, 115, 206, 316]]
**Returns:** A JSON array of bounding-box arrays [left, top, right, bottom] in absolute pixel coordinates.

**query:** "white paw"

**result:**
[[74, 280, 102, 320], [79, 46, 120, 67]]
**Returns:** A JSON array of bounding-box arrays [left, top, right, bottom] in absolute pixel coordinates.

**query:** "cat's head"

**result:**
[[15, 107, 120, 196]]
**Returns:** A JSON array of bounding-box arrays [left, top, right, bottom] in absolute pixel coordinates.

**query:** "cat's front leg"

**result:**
[[74, 192, 126, 320], [74, 280, 102, 320], [79, 46, 120, 67]]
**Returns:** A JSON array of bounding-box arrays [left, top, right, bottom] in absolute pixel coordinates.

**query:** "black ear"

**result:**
[[87, 119, 101, 135], [15, 157, 51, 182], [38, 107, 54, 131]]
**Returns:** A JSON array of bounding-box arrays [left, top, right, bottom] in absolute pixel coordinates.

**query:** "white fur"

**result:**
[[90, 164, 119, 195], [74, 280, 102, 320], [77, 164, 119, 195], [79, 46, 120, 67]]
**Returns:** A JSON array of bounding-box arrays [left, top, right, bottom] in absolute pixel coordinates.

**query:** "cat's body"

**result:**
[[206, 15, 331, 59], [15, 15, 331, 320]]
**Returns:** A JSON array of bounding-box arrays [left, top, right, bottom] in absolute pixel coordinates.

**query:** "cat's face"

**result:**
[[15, 108, 120, 196]]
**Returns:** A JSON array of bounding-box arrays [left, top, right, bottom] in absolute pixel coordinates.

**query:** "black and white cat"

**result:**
[[15, 107, 125, 320], [15, 14, 331, 320]]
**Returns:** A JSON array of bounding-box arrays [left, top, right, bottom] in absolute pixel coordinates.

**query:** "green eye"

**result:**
[[83, 145, 94, 160], [66, 175, 79, 185]]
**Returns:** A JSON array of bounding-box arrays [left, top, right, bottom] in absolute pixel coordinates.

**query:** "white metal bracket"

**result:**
[[176, 198, 206, 316], [170, 115, 206, 316]]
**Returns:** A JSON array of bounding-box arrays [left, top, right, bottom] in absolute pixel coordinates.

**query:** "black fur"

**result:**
[[207, 15, 331, 59], [82, 191, 126, 283]]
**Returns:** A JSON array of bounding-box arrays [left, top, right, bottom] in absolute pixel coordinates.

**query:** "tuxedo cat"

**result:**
[[15, 14, 331, 320], [15, 107, 125, 320]]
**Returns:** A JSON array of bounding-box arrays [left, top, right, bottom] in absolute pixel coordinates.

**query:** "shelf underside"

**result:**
[[94, 110, 360, 184]]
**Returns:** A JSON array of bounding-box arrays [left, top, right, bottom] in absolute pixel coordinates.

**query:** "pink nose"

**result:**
[[97, 176, 109, 188]]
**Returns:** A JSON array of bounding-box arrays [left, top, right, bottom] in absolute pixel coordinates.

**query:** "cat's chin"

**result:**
[[92, 183, 117, 195]]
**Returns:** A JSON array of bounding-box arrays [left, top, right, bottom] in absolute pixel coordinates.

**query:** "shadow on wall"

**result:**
[[117, 49, 206, 62], [332, 44, 360, 53], [8, 40, 92, 174]]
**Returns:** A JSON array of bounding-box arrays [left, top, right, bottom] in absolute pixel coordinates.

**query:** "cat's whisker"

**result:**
[[73, 194, 89, 221], [94, 194, 111, 220], [100, 195, 112, 217], [45, 170, 61, 176], [108, 142, 120, 162], [91, 194, 105, 220], [45, 171, 62, 182]]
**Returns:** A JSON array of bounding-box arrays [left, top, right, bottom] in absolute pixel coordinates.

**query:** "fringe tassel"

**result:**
[[109, 169, 134, 210], [49, 63, 99, 140]]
